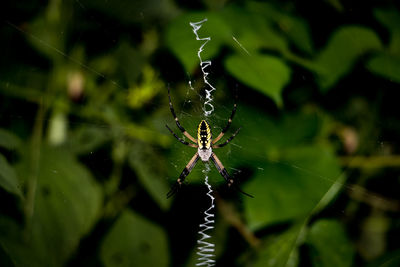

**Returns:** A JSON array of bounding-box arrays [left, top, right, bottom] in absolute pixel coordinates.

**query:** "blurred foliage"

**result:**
[[306, 219, 354, 267], [100, 210, 169, 267], [1, 0, 400, 266]]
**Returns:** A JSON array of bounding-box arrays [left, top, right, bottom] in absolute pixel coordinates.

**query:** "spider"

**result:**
[[165, 88, 253, 198]]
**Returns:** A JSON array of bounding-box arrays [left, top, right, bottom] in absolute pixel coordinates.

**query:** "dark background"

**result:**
[[1, 0, 400, 266]]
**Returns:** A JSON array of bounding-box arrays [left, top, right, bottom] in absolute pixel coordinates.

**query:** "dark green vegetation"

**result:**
[[1, 0, 400, 266]]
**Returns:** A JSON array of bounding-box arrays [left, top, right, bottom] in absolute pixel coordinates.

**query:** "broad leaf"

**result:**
[[251, 223, 303, 267], [225, 54, 291, 106], [366, 249, 400, 267], [100, 209, 169, 267], [166, 12, 231, 72], [0, 146, 102, 266], [306, 219, 354, 267], [220, 5, 288, 54], [367, 53, 400, 83], [236, 109, 334, 230], [374, 8, 400, 32], [0, 154, 22, 197], [128, 143, 171, 210], [0, 129, 21, 151], [27, 1, 69, 61], [68, 126, 110, 155], [246, 1, 313, 54], [373, 8, 400, 55], [315, 26, 382, 91], [81, 0, 178, 24], [232, 107, 321, 162], [244, 146, 341, 230]]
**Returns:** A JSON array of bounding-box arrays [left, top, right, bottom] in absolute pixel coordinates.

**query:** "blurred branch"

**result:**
[[340, 155, 400, 168], [0, 82, 47, 104], [103, 185, 136, 218], [347, 184, 400, 212], [216, 196, 260, 248], [105, 139, 128, 196], [124, 123, 170, 148]]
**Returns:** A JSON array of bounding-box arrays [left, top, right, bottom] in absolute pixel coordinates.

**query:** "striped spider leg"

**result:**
[[166, 89, 253, 198], [210, 153, 253, 198], [167, 152, 199, 198]]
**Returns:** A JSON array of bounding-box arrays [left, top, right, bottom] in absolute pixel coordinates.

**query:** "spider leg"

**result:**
[[212, 98, 237, 144], [166, 124, 198, 148], [210, 153, 254, 198], [213, 127, 241, 149], [168, 87, 197, 144], [167, 152, 200, 198]]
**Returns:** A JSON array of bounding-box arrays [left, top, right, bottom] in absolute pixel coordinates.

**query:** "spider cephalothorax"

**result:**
[[165, 88, 253, 198]]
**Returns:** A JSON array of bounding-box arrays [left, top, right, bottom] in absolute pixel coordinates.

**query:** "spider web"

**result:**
[[188, 18, 217, 266], [2, 5, 399, 266]]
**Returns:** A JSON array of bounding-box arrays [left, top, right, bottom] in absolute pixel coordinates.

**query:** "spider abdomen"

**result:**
[[197, 120, 212, 149]]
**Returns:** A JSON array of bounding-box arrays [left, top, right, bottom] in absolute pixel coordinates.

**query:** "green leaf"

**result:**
[[373, 8, 400, 56], [27, 1, 69, 61], [224, 54, 291, 106], [367, 53, 400, 83], [0, 129, 21, 151], [68, 126, 110, 155], [244, 146, 341, 230], [0, 216, 45, 267], [306, 219, 354, 267], [366, 249, 400, 267], [115, 42, 146, 85], [246, 1, 313, 54], [220, 5, 288, 54], [100, 209, 169, 267], [0, 244, 14, 267], [251, 223, 303, 267], [128, 143, 171, 210], [282, 16, 314, 55], [315, 26, 382, 91], [374, 8, 400, 32], [166, 12, 231, 72], [233, 107, 321, 162], [0, 146, 102, 266], [0, 154, 22, 197], [81, 0, 178, 24]]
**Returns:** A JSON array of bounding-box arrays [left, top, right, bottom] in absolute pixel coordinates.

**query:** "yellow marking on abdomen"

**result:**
[[197, 120, 212, 149]]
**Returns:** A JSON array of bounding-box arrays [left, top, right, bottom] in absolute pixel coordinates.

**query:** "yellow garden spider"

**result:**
[[166, 88, 253, 198]]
